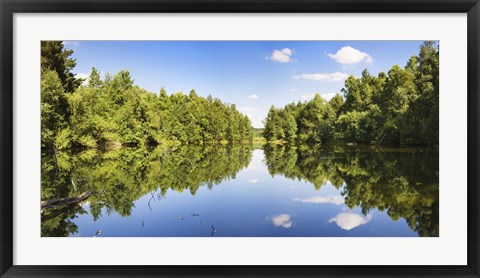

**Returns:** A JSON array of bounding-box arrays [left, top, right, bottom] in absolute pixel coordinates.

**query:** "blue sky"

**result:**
[[64, 41, 425, 128]]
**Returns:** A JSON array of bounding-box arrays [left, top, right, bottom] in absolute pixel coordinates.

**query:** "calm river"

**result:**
[[41, 144, 438, 237]]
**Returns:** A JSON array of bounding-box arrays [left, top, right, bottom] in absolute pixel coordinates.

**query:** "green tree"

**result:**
[[402, 41, 439, 145], [41, 41, 83, 93], [41, 70, 70, 148], [263, 41, 439, 146], [88, 67, 102, 88]]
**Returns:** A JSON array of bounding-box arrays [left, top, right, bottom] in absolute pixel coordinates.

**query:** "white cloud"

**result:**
[[267, 48, 294, 63], [75, 73, 89, 85], [289, 88, 297, 92], [63, 41, 80, 46], [248, 94, 259, 100], [321, 92, 339, 101], [281, 48, 292, 55], [271, 214, 293, 228], [327, 46, 372, 65], [342, 65, 355, 70], [248, 179, 259, 183], [300, 94, 316, 101], [75, 73, 89, 79], [328, 213, 372, 230], [238, 107, 259, 113], [294, 196, 344, 205], [293, 72, 349, 82]]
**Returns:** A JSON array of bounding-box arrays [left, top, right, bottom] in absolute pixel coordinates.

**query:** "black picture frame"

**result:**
[[1, 0, 479, 277]]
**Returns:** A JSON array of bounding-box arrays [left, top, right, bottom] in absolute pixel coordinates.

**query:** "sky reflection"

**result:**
[[328, 213, 373, 230], [41, 146, 438, 237], [271, 214, 293, 228]]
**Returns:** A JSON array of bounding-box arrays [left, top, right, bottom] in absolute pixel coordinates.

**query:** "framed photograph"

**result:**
[[1, 0, 479, 277]]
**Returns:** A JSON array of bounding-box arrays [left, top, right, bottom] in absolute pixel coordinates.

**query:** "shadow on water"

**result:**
[[41, 143, 438, 237]]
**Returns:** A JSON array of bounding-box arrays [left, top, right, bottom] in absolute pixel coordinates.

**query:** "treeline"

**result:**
[[263, 144, 439, 236], [41, 41, 253, 150], [264, 41, 439, 146]]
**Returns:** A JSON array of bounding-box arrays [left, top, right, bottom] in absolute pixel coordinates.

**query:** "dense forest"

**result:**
[[40, 41, 439, 237], [263, 41, 439, 146], [42, 41, 438, 149], [41, 41, 253, 150]]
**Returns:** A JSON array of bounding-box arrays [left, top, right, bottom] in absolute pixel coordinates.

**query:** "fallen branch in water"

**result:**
[[41, 191, 91, 210], [41, 204, 80, 222]]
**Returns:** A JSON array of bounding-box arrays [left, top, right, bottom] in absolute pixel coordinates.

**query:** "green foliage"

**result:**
[[41, 41, 254, 150], [41, 144, 253, 236], [263, 41, 439, 146], [40, 41, 439, 237], [41, 70, 69, 148], [263, 94, 343, 144], [263, 144, 439, 236], [402, 41, 439, 145], [41, 41, 83, 93], [87, 67, 102, 88], [54, 128, 72, 150]]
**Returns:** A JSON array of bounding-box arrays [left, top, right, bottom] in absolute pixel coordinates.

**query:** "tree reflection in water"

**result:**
[[263, 144, 439, 237], [41, 143, 438, 237], [41, 144, 253, 237]]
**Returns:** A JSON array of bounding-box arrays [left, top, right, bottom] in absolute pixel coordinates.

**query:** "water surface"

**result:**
[[41, 144, 438, 237]]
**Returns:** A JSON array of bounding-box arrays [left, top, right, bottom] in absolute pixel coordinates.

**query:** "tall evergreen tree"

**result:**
[[41, 41, 83, 93]]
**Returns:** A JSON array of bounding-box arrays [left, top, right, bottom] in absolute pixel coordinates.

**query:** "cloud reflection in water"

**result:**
[[328, 213, 372, 230], [271, 214, 293, 228]]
